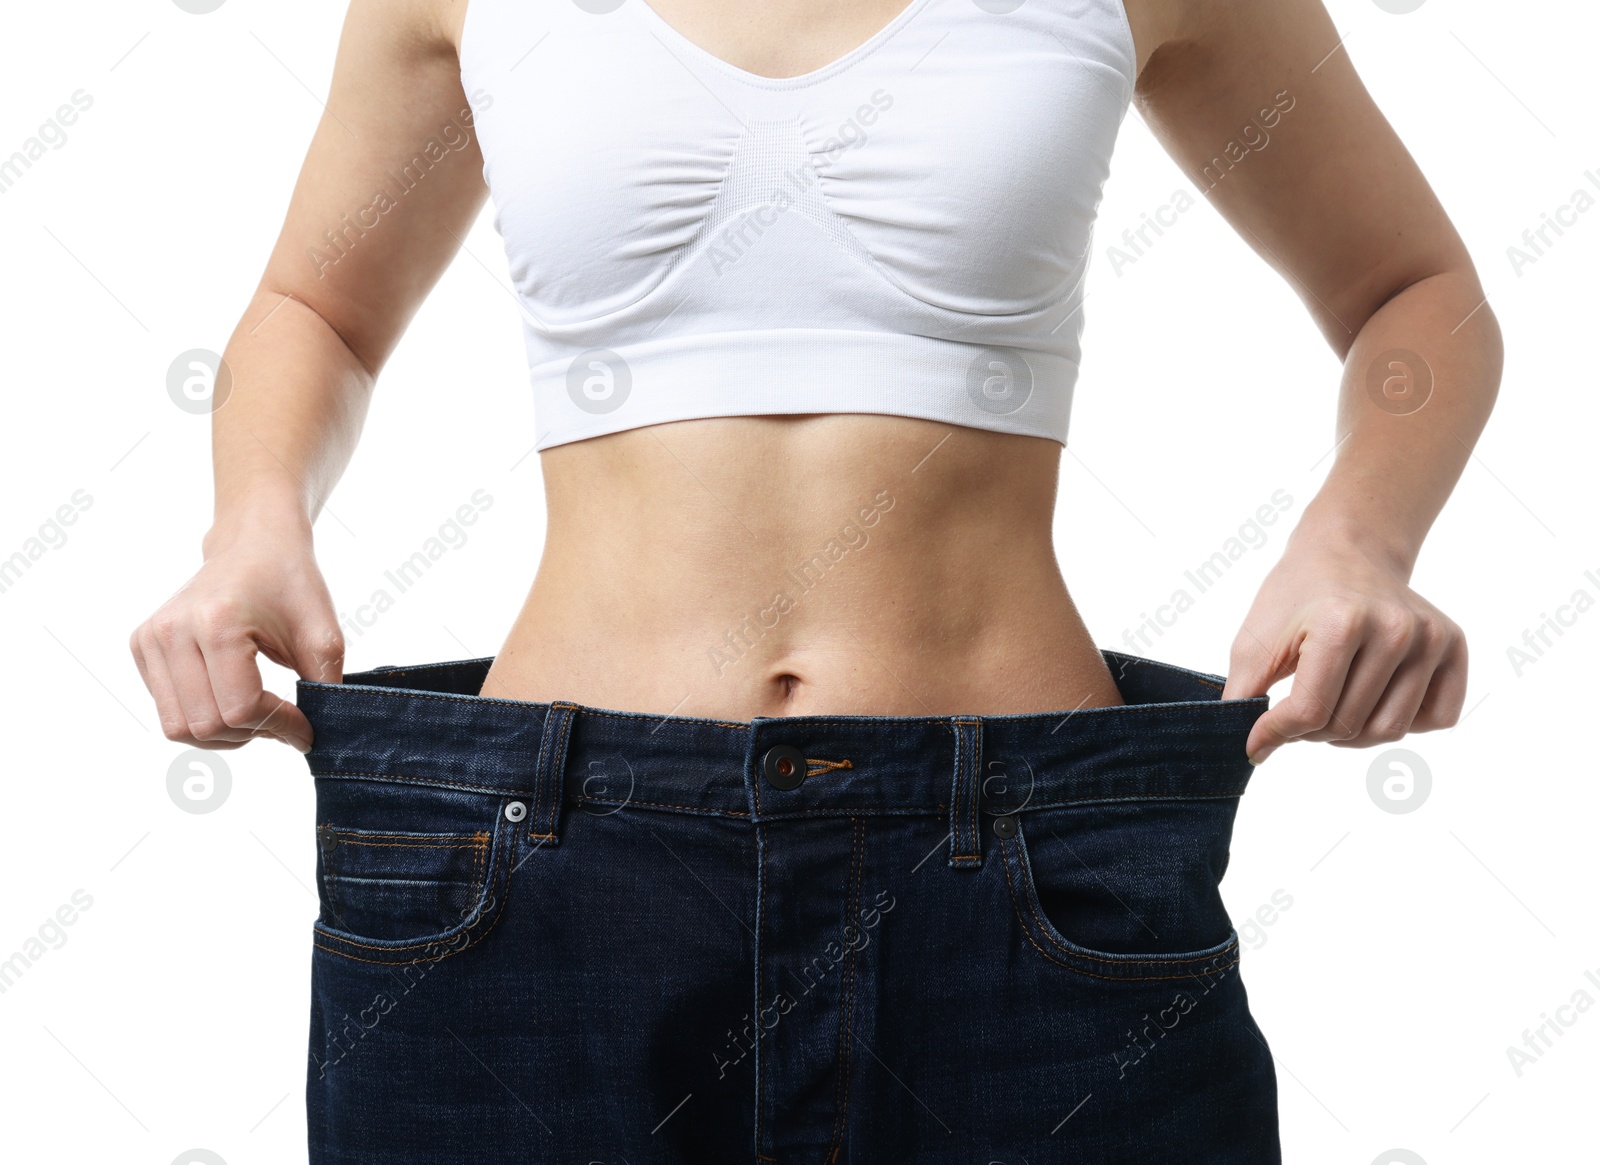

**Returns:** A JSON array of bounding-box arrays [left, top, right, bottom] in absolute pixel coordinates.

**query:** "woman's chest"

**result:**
[[459, 0, 1136, 320]]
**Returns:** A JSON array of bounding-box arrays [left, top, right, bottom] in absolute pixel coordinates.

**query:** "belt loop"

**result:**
[[531, 701, 578, 846], [948, 716, 983, 868]]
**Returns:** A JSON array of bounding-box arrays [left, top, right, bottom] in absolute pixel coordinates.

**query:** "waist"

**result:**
[[299, 651, 1263, 820], [496, 415, 1116, 717]]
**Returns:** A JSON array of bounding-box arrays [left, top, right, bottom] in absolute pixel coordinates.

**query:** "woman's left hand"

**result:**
[[1221, 531, 1468, 765]]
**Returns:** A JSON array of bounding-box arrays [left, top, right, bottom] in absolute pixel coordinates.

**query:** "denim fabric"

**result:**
[[297, 649, 1280, 1164]]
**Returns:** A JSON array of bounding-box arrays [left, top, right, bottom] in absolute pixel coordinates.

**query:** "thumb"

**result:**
[[1222, 623, 1289, 701], [261, 617, 342, 756], [1224, 626, 1299, 765]]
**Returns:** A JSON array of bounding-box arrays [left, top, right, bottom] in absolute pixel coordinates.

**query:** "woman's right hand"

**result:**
[[130, 512, 342, 753]]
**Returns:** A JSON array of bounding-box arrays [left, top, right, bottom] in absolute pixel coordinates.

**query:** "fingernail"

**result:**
[[1249, 747, 1275, 766]]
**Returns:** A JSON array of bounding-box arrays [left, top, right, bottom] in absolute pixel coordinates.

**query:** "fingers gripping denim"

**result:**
[[297, 650, 1281, 1164]]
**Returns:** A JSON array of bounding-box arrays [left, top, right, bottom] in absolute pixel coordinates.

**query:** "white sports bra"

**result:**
[[458, 0, 1136, 449]]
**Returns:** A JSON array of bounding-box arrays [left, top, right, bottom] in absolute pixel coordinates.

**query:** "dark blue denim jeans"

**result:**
[[297, 649, 1280, 1163]]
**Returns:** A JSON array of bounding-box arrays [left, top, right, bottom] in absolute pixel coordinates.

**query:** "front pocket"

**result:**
[[318, 827, 492, 942], [997, 800, 1242, 982], [310, 776, 518, 965]]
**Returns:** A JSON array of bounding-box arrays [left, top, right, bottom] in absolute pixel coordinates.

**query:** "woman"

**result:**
[[130, 0, 1500, 1159]]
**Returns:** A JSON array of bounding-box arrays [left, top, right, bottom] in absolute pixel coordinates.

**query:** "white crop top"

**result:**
[[458, 0, 1137, 450]]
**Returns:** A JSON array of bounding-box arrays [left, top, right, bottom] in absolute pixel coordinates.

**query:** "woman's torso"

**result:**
[[445, 0, 1155, 718], [490, 414, 1120, 717]]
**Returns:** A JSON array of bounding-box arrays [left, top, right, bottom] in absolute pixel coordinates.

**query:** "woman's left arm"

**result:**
[[1129, 0, 1505, 762]]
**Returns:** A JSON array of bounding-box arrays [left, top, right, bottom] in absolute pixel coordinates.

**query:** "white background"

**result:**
[[1, 0, 1595, 1161]]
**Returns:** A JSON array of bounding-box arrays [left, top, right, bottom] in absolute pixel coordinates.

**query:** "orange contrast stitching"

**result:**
[[311, 770, 539, 796], [330, 839, 479, 849], [329, 830, 485, 840], [804, 758, 853, 778], [573, 796, 752, 818]]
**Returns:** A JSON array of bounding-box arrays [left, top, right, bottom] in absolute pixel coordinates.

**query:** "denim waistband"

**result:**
[[298, 650, 1267, 845]]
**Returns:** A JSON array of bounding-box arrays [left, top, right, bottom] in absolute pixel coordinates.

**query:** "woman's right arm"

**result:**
[[131, 0, 488, 751]]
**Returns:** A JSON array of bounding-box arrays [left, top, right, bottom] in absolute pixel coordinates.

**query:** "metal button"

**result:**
[[504, 801, 528, 822], [991, 814, 1018, 840], [762, 744, 807, 790], [317, 824, 337, 852]]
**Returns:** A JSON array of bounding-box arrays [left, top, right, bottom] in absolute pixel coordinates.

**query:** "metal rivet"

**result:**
[[505, 801, 528, 822], [991, 815, 1017, 840], [317, 825, 337, 851]]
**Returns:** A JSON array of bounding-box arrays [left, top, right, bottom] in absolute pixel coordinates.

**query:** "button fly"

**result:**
[[762, 744, 807, 790]]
